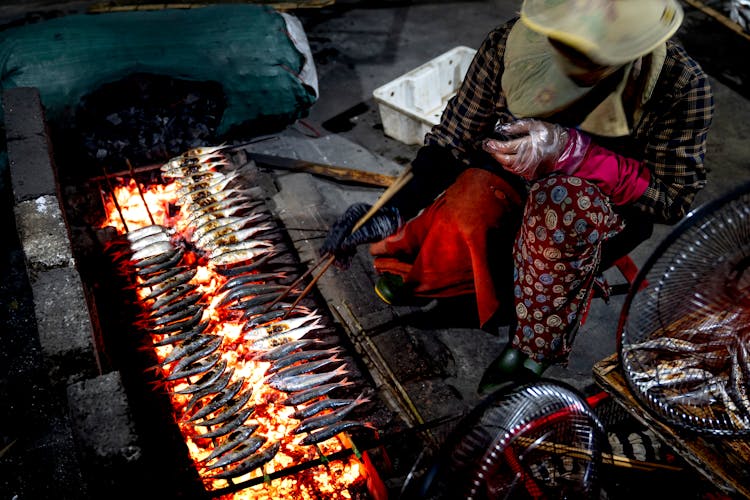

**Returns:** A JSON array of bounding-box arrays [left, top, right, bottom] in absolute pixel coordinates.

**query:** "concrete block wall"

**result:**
[[2, 87, 143, 497], [4, 87, 99, 385]]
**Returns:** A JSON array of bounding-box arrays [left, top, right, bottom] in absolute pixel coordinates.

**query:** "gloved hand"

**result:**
[[320, 203, 403, 268], [482, 118, 591, 181]]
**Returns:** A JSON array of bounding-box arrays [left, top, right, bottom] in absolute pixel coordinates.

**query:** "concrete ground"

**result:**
[[250, 1, 750, 496], [272, 0, 750, 410], [2, 0, 750, 498]]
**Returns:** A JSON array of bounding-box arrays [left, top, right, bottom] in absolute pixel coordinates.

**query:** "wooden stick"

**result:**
[[681, 0, 750, 43], [264, 254, 332, 309], [246, 153, 398, 188], [283, 254, 336, 315], [512, 436, 683, 472], [351, 165, 413, 233], [278, 165, 414, 316]]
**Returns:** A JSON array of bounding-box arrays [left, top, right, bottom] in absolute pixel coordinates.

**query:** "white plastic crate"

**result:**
[[373, 46, 477, 145]]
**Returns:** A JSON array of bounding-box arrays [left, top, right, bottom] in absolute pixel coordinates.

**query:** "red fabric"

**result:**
[[369, 168, 523, 326], [572, 142, 651, 205]]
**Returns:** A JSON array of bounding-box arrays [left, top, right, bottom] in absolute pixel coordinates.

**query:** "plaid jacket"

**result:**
[[406, 18, 714, 225]]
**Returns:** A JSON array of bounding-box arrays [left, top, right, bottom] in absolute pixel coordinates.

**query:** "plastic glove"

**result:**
[[482, 119, 591, 181], [320, 203, 403, 268]]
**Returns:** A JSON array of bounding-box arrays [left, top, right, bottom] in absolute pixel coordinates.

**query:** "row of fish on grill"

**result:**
[[107, 145, 375, 482]]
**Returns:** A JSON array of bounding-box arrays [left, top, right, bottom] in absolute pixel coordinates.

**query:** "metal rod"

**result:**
[[127, 159, 156, 226], [99, 164, 129, 233]]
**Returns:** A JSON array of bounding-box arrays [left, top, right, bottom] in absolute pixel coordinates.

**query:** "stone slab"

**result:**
[[66, 371, 143, 496], [66, 371, 141, 462], [14, 195, 74, 272], [30, 266, 99, 385], [3, 88, 58, 202], [2, 87, 47, 139]]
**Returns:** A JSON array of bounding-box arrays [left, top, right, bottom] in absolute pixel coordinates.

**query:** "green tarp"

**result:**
[[0, 4, 318, 134]]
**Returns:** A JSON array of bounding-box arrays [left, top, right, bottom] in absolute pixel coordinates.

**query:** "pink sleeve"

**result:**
[[570, 142, 651, 206]]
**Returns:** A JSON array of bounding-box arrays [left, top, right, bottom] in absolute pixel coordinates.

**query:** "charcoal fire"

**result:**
[[98, 145, 377, 498]]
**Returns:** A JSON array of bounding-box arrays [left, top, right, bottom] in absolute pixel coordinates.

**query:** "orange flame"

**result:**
[[100, 176, 370, 498]]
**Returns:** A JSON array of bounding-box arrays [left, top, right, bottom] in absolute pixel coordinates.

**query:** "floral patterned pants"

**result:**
[[511, 175, 624, 365]]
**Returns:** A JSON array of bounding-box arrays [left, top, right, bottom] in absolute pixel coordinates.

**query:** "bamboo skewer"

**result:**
[[511, 436, 683, 472], [275, 165, 414, 316]]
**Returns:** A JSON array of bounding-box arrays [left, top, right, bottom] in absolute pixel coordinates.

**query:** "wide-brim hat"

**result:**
[[521, 0, 683, 65], [503, 0, 681, 130]]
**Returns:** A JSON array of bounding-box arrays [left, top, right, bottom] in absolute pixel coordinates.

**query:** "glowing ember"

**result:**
[[100, 172, 371, 498]]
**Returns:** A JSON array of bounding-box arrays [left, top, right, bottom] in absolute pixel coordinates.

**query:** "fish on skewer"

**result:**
[[131, 241, 176, 262], [299, 420, 376, 446], [209, 442, 281, 480], [267, 346, 345, 375], [183, 367, 234, 414], [174, 362, 231, 395], [199, 425, 259, 463], [250, 338, 322, 362], [129, 231, 171, 252], [196, 222, 276, 250], [196, 388, 255, 427], [265, 355, 344, 386], [181, 196, 263, 225], [281, 378, 356, 407], [126, 224, 169, 241], [150, 304, 204, 328], [176, 170, 241, 198], [187, 379, 246, 422], [267, 364, 349, 393], [142, 269, 198, 300], [205, 436, 268, 470], [186, 188, 257, 213], [137, 266, 191, 289], [151, 319, 209, 347], [134, 248, 184, 272], [184, 201, 265, 230], [194, 406, 257, 440], [292, 391, 369, 420], [291, 392, 370, 435], [242, 311, 321, 341], [245, 318, 325, 352], [166, 353, 223, 381], [208, 246, 277, 267], [160, 334, 221, 366]]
